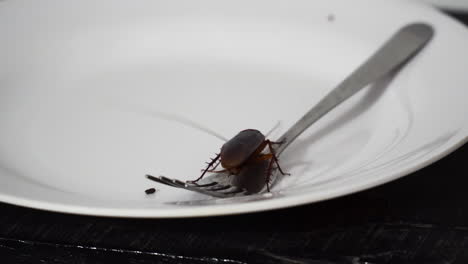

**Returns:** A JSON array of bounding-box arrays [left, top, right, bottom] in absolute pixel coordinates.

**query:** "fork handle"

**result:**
[[275, 23, 433, 155]]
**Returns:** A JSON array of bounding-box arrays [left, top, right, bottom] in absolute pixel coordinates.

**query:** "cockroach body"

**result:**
[[192, 129, 289, 192]]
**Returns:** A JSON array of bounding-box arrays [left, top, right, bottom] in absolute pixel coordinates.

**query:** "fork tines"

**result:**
[[145, 174, 247, 198]]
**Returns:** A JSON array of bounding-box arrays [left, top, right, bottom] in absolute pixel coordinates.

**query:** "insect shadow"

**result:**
[[271, 71, 398, 187]]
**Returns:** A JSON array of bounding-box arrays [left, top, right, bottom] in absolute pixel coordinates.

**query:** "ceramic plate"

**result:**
[[418, 0, 468, 11], [1, 0, 468, 218]]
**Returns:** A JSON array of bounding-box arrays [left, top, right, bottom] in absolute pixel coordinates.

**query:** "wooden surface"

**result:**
[[1, 11, 468, 264]]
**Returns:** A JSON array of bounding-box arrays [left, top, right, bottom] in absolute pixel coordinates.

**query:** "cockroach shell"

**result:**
[[220, 129, 265, 169], [230, 159, 270, 194]]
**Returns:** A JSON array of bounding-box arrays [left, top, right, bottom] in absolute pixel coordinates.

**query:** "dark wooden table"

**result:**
[[2, 11, 468, 264]]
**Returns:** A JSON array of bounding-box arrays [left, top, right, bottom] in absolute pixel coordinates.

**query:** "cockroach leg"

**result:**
[[256, 153, 276, 192], [257, 153, 274, 161], [265, 156, 276, 192], [190, 153, 221, 183], [266, 140, 290, 176], [211, 158, 221, 170]]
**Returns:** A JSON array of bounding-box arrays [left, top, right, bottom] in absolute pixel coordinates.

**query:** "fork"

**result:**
[[146, 23, 434, 198]]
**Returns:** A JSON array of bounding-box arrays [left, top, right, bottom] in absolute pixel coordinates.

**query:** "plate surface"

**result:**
[[418, 0, 468, 11], [1, 0, 468, 217]]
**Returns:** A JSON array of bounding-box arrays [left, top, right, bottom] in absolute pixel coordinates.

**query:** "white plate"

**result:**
[[418, 0, 468, 11], [1, 0, 468, 218]]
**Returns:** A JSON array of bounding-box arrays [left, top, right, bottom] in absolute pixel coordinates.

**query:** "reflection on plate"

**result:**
[[1, 0, 468, 217]]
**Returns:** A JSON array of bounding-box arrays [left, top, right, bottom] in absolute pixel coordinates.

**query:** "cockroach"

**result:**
[[191, 129, 289, 192]]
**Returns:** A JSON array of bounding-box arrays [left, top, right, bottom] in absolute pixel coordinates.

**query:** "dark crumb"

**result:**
[[327, 14, 335, 22], [145, 188, 157, 195]]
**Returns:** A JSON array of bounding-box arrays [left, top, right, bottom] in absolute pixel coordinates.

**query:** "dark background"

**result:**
[[1, 11, 468, 264]]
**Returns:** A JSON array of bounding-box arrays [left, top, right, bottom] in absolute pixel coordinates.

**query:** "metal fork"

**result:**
[[146, 175, 248, 198], [146, 23, 434, 198]]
